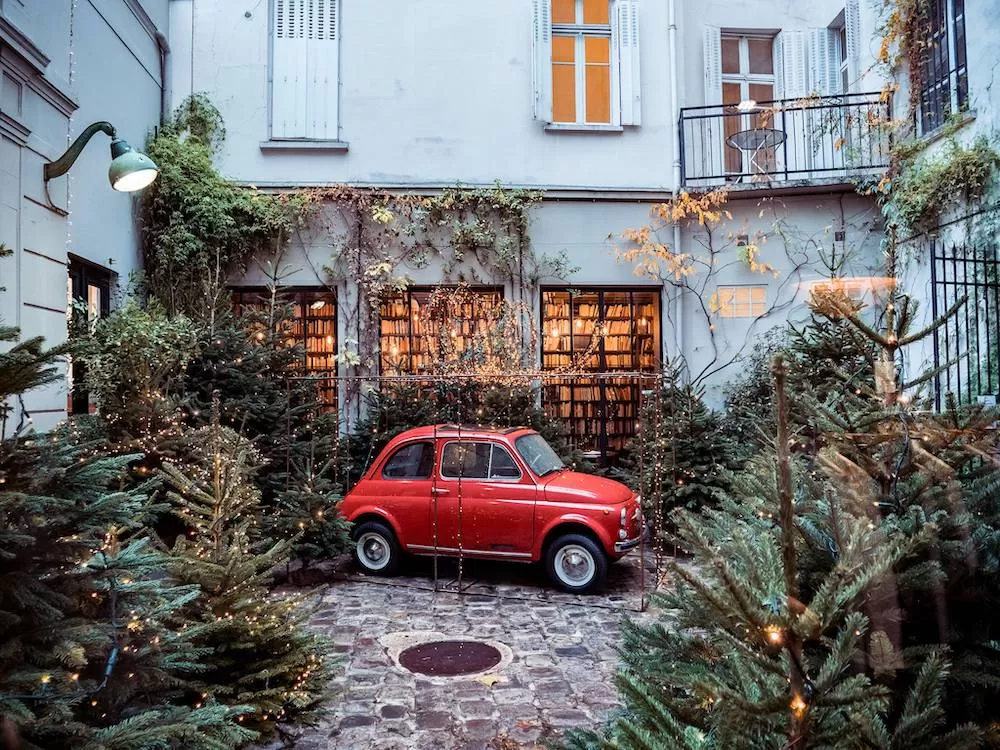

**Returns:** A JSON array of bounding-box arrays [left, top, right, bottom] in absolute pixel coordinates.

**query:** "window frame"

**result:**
[[380, 440, 436, 480], [917, 0, 968, 135], [439, 440, 524, 483], [720, 33, 775, 105], [266, 0, 344, 146], [230, 286, 338, 408], [67, 256, 114, 416], [379, 285, 504, 375], [716, 284, 767, 319], [551, 0, 615, 126]]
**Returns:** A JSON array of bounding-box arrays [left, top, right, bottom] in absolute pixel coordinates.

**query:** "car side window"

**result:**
[[441, 442, 490, 479], [489, 444, 521, 479], [441, 442, 521, 480], [382, 441, 435, 479]]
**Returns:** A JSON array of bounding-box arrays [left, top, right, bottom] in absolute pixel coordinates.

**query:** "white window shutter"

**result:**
[[808, 28, 840, 95], [613, 0, 641, 126], [305, 0, 339, 139], [773, 30, 808, 100], [531, 0, 552, 122], [845, 0, 862, 92], [703, 25, 722, 105], [272, 0, 339, 139]]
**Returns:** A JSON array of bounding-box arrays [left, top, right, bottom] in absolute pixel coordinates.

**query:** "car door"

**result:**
[[366, 439, 436, 549], [435, 439, 537, 557]]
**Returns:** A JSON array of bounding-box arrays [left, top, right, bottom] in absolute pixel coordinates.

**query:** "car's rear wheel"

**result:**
[[545, 534, 607, 594], [352, 521, 400, 576]]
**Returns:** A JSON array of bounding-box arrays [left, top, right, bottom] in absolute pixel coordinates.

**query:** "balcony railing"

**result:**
[[679, 92, 891, 189]]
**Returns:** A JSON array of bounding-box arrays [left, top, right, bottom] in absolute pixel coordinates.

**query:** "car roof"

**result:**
[[394, 424, 536, 439]]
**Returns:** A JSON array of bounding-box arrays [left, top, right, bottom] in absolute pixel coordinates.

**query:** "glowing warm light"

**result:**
[[764, 625, 783, 644], [790, 694, 808, 716]]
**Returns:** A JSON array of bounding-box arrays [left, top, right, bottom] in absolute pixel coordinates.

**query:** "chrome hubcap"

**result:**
[[357, 532, 390, 570], [555, 544, 595, 585]]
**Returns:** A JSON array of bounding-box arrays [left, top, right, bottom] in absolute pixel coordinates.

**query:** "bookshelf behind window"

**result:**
[[541, 288, 661, 463], [231, 288, 338, 409], [379, 287, 504, 374]]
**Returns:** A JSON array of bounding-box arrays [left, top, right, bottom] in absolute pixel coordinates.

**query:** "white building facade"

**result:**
[[165, 0, 900, 459], [1, 0, 168, 431]]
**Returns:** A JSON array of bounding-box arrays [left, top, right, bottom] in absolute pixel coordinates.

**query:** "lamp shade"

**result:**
[[108, 138, 159, 192]]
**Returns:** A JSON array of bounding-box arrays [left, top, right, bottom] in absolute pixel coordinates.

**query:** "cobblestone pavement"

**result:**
[[273, 552, 661, 750]]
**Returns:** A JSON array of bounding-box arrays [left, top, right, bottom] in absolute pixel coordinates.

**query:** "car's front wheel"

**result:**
[[352, 521, 400, 576], [545, 534, 607, 594]]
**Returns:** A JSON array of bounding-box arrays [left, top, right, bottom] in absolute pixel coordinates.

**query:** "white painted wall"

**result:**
[[0, 0, 166, 432], [178, 0, 677, 190]]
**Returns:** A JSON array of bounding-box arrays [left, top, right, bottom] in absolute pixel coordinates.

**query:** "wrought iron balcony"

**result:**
[[679, 92, 891, 189]]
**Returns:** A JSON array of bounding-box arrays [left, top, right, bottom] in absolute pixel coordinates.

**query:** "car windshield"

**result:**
[[515, 433, 565, 476]]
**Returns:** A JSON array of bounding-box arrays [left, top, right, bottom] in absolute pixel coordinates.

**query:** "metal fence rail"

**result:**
[[679, 92, 891, 188]]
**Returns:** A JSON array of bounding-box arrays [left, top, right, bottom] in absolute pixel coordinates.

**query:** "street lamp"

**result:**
[[43, 121, 158, 192]]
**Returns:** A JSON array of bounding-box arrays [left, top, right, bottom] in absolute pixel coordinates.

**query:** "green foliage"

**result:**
[[889, 136, 1000, 234], [0, 342, 254, 749], [617, 365, 736, 533], [564, 456, 980, 748], [158, 424, 335, 736], [84, 300, 199, 441], [141, 96, 307, 318]]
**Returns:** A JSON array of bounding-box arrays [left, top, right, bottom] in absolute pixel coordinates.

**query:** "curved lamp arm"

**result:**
[[43, 121, 117, 182]]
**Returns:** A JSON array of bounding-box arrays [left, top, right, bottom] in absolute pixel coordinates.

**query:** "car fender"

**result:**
[[346, 505, 407, 548], [535, 512, 615, 559]]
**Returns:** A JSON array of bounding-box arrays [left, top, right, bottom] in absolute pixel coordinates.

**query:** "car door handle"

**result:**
[[431, 487, 450, 496]]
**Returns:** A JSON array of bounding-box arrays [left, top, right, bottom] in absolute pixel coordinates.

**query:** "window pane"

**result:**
[[748, 82, 773, 104], [583, 0, 609, 25], [383, 442, 434, 479], [585, 35, 609, 63], [552, 0, 575, 24], [441, 442, 490, 479], [489, 445, 521, 479], [722, 37, 740, 74], [87, 284, 101, 321], [751, 286, 765, 303], [552, 36, 577, 123], [748, 38, 773, 74], [552, 34, 576, 63], [585, 36, 610, 123], [722, 81, 742, 104]]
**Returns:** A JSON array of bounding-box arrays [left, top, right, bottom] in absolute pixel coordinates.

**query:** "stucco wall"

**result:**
[[0, 0, 166, 432]]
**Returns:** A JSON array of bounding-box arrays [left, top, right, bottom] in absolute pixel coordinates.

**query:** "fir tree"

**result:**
[[564, 358, 980, 749], [616, 363, 737, 533], [0, 328, 254, 749], [158, 419, 335, 737]]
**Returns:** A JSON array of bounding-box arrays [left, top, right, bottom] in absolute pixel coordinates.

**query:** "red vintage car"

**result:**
[[339, 425, 646, 593]]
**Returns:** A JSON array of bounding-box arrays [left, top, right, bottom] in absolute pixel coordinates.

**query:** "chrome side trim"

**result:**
[[408, 544, 532, 559]]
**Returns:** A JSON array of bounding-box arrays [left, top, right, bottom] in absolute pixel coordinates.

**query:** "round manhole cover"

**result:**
[[398, 640, 502, 676]]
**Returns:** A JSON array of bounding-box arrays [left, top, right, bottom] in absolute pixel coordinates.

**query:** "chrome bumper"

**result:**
[[614, 523, 650, 553]]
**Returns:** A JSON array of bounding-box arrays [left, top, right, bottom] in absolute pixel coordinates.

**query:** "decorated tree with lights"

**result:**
[[564, 357, 982, 749], [616, 362, 737, 533], [0, 327, 254, 748], [158, 416, 334, 736], [180, 296, 350, 562]]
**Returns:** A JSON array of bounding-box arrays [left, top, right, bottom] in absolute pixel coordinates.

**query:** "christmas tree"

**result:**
[[616, 362, 737, 533], [158, 415, 335, 737], [0, 327, 254, 748], [564, 357, 981, 749]]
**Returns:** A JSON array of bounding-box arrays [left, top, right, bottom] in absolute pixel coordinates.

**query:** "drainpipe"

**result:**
[[667, 0, 684, 373], [156, 31, 170, 126]]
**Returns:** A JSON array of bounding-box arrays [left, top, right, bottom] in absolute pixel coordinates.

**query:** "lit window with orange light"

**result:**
[[716, 285, 767, 318], [551, 0, 612, 124]]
